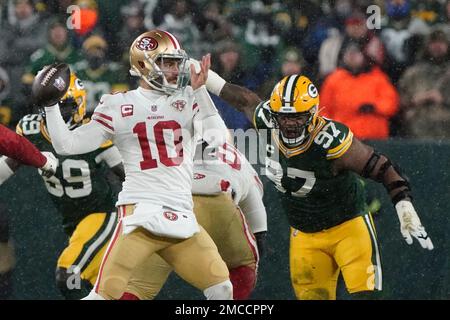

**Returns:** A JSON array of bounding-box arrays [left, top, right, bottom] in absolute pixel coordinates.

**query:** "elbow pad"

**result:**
[[361, 151, 412, 205]]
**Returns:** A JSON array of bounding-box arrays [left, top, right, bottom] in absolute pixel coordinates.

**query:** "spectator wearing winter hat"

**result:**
[[69, 0, 103, 49], [380, 0, 431, 83], [210, 40, 255, 130], [21, 19, 83, 86], [411, 0, 446, 26], [0, 0, 47, 121], [321, 41, 399, 140], [398, 28, 450, 138], [73, 35, 128, 112], [319, 11, 385, 79], [258, 47, 309, 99], [116, 1, 148, 63]]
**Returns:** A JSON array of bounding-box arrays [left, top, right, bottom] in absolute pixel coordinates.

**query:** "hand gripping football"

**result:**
[[31, 63, 71, 107]]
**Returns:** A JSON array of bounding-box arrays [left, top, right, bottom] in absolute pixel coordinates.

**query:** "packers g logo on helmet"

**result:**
[[268, 75, 320, 146], [59, 73, 87, 129]]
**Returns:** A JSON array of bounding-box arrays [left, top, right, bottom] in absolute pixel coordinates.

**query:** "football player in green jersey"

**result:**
[[201, 71, 433, 300], [0, 72, 124, 299]]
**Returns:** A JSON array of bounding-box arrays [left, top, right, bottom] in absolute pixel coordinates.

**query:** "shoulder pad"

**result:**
[[97, 92, 124, 107], [253, 100, 272, 130], [314, 118, 353, 159], [16, 113, 43, 137]]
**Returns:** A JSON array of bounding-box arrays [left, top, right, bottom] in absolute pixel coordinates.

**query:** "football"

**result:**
[[31, 63, 71, 107]]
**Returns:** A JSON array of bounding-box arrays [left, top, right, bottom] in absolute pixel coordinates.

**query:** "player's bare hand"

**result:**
[[190, 54, 210, 90]]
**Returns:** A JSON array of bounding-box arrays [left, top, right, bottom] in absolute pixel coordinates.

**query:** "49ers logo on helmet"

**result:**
[[163, 211, 178, 221], [137, 37, 158, 51]]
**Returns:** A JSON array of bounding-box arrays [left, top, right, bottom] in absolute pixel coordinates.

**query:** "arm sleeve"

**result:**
[[44, 104, 112, 155], [0, 124, 46, 168], [193, 86, 228, 147], [238, 183, 268, 233], [189, 58, 226, 96]]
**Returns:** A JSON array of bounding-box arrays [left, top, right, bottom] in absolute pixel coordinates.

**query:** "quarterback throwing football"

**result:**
[[38, 30, 232, 300]]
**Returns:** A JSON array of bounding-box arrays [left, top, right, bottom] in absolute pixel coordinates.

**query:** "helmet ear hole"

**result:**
[[138, 61, 145, 69]]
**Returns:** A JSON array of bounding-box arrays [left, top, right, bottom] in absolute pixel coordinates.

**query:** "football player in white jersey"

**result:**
[[40, 30, 233, 300], [120, 140, 267, 300]]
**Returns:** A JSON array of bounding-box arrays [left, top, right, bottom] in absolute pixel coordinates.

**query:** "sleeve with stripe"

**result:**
[[45, 103, 112, 155], [90, 93, 118, 135]]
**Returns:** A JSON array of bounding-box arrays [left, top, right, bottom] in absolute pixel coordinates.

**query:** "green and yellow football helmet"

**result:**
[[58, 72, 87, 129], [268, 75, 320, 146]]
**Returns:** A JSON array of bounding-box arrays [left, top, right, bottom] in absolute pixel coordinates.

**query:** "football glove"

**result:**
[[395, 200, 434, 250], [39, 151, 58, 178]]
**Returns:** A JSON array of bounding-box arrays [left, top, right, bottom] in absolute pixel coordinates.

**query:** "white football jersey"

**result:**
[[193, 142, 263, 204], [92, 86, 201, 212], [192, 142, 267, 233]]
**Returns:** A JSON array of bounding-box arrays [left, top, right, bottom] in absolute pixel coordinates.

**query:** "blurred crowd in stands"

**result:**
[[0, 0, 449, 140]]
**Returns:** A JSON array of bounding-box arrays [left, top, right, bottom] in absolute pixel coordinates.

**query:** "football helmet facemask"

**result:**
[[57, 72, 87, 129], [129, 30, 190, 94], [268, 75, 320, 146]]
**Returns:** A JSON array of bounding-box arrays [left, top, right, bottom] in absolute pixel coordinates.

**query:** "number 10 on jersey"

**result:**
[[133, 120, 184, 170]]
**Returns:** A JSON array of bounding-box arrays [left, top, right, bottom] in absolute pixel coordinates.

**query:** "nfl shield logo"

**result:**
[[53, 77, 66, 91], [151, 105, 157, 112], [171, 100, 186, 112]]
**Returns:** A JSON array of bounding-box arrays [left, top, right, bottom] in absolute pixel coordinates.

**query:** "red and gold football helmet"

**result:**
[[129, 30, 190, 94]]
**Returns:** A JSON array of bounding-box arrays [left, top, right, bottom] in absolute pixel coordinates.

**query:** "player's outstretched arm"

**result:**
[[45, 104, 110, 155], [334, 138, 434, 250], [0, 125, 57, 178], [218, 83, 262, 122], [191, 54, 228, 147], [31, 63, 110, 155]]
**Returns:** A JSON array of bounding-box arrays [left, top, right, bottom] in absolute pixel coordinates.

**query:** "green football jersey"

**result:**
[[17, 114, 118, 234], [21, 46, 83, 87], [254, 101, 367, 232], [72, 61, 128, 109]]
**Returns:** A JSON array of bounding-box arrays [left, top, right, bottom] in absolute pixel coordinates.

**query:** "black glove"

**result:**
[[254, 231, 267, 259], [358, 103, 376, 114]]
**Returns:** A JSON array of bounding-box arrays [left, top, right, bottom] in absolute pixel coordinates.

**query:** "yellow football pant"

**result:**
[[290, 214, 382, 300], [57, 212, 116, 285]]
